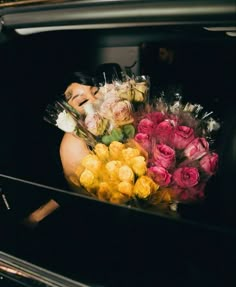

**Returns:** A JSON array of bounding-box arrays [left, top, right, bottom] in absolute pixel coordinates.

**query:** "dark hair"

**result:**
[[65, 71, 96, 87]]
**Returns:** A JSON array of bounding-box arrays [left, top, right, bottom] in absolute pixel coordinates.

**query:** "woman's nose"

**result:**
[[86, 92, 96, 102]]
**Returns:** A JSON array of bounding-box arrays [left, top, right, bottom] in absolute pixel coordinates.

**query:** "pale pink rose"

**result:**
[[171, 126, 195, 150], [85, 113, 107, 136], [146, 112, 165, 125], [155, 120, 173, 144], [153, 144, 175, 170], [200, 152, 218, 175], [147, 166, 172, 187], [134, 133, 151, 152], [111, 100, 134, 126], [137, 118, 154, 135], [173, 167, 200, 188], [184, 137, 209, 160], [99, 96, 120, 119]]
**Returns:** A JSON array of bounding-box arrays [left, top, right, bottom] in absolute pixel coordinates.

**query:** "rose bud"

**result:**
[[184, 137, 209, 160], [85, 112, 108, 136], [97, 182, 112, 201], [134, 133, 151, 152], [118, 165, 135, 183], [94, 143, 110, 162], [173, 167, 200, 188], [109, 141, 125, 160], [147, 166, 172, 187], [118, 181, 134, 197], [137, 118, 154, 135], [200, 152, 219, 175], [171, 126, 195, 150], [81, 154, 102, 175], [110, 192, 130, 205], [105, 160, 122, 180], [116, 81, 133, 101], [122, 147, 140, 163], [155, 120, 174, 144], [130, 156, 147, 177], [80, 169, 99, 190], [133, 82, 148, 102], [134, 176, 159, 199], [153, 144, 175, 170]]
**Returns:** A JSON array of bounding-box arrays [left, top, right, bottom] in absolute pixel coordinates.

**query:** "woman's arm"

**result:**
[[60, 132, 91, 191], [24, 133, 90, 227]]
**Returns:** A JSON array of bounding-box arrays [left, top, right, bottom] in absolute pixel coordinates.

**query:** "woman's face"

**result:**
[[65, 83, 99, 114]]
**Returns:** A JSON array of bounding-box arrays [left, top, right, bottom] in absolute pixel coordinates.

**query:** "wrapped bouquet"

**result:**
[[44, 74, 219, 213], [133, 96, 220, 208]]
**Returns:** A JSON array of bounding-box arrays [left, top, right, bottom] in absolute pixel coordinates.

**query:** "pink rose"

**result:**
[[171, 126, 195, 150], [173, 167, 200, 188], [200, 152, 218, 175], [138, 118, 154, 135], [184, 137, 209, 160], [172, 182, 206, 202], [146, 112, 165, 125], [147, 166, 172, 187], [167, 114, 179, 126], [153, 144, 175, 170], [155, 120, 174, 144], [134, 133, 151, 152]]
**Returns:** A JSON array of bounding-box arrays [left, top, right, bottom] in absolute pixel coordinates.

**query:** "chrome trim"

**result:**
[[2, 1, 236, 29], [0, 251, 90, 287]]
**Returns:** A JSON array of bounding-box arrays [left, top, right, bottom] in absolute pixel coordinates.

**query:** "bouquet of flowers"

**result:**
[[44, 75, 220, 213], [133, 96, 220, 207], [44, 74, 150, 146]]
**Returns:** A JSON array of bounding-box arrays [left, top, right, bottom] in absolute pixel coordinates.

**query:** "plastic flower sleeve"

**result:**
[[44, 99, 97, 148]]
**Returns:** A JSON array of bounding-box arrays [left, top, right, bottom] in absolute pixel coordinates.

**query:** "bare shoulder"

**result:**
[[60, 133, 90, 178]]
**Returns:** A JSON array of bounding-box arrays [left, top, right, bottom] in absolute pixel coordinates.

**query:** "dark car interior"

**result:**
[[0, 1, 236, 286]]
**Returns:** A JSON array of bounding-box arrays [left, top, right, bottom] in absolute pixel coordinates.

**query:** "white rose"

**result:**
[[56, 110, 77, 132]]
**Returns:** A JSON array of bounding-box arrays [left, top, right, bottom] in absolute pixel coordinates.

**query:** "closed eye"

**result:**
[[78, 99, 88, 106]]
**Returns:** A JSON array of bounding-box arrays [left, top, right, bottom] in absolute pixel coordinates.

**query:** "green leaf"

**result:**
[[111, 128, 124, 141], [102, 135, 112, 145], [123, 124, 135, 138]]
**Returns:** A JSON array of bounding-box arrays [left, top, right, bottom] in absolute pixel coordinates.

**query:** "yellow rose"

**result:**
[[134, 176, 159, 199], [133, 82, 148, 102], [110, 192, 129, 205], [116, 81, 133, 101], [130, 156, 147, 176], [118, 165, 134, 182], [97, 182, 112, 201], [80, 169, 98, 190], [81, 154, 102, 175], [105, 160, 122, 180], [118, 181, 134, 197], [94, 143, 110, 162], [122, 147, 140, 163], [109, 141, 125, 160], [148, 188, 172, 205]]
